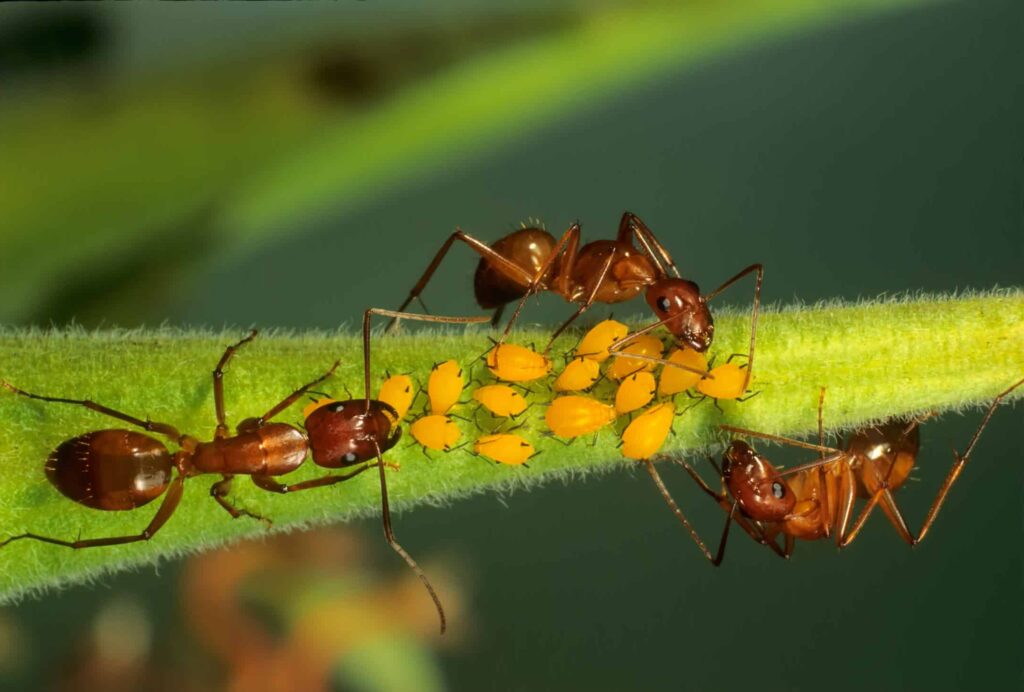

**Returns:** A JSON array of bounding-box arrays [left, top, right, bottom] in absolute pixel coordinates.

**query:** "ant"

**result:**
[[680, 378, 1024, 562], [386, 212, 762, 382], [0, 329, 341, 551]]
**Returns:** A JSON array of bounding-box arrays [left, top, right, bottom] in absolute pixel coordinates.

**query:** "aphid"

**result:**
[[472, 384, 528, 418], [606, 334, 663, 380], [553, 357, 600, 392], [615, 372, 656, 415], [697, 377, 1024, 561], [378, 374, 415, 420], [695, 361, 750, 401], [410, 414, 461, 452], [485, 343, 551, 382], [428, 360, 463, 415], [473, 434, 535, 466], [657, 347, 708, 397], [387, 213, 763, 380], [545, 395, 616, 439], [0, 329, 335, 545], [620, 403, 675, 460], [575, 319, 628, 361]]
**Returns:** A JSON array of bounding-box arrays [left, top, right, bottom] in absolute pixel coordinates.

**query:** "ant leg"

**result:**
[[619, 212, 681, 278], [703, 263, 763, 390], [1, 475, 185, 549], [210, 474, 271, 526], [914, 377, 1024, 545], [643, 459, 717, 564], [543, 251, 616, 353], [373, 440, 447, 635], [257, 361, 340, 425], [213, 329, 259, 439], [1, 382, 182, 443], [832, 460, 859, 548], [387, 229, 535, 331], [251, 462, 379, 494], [500, 223, 580, 344], [364, 309, 489, 404], [814, 389, 832, 537], [490, 303, 506, 328]]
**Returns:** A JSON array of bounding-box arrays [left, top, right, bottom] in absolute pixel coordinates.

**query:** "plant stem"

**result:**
[[0, 290, 1021, 602]]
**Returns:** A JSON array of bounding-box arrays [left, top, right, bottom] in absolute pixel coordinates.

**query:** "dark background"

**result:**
[[1, 1, 1021, 690]]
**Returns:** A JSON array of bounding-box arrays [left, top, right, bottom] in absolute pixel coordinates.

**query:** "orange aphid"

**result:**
[[621, 403, 675, 460], [696, 362, 749, 400], [302, 397, 336, 419], [474, 434, 535, 466], [486, 344, 551, 382], [554, 357, 601, 392], [575, 319, 629, 362], [657, 348, 709, 397], [472, 384, 528, 417], [428, 360, 463, 414], [615, 372, 656, 415], [378, 374, 415, 420], [607, 334, 663, 380], [410, 415, 461, 451], [545, 396, 616, 438]]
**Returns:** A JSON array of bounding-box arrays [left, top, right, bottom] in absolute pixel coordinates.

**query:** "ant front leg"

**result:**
[[251, 462, 379, 494], [0, 382, 184, 444], [619, 212, 681, 279], [1, 475, 186, 550], [388, 229, 533, 331], [544, 250, 616, 353], [256, 360, 340, 425], [210, 474, 272, 527], [703, 263, 764, 390]]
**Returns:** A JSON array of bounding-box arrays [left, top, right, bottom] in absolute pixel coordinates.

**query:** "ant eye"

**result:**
[[771, 482, 785, 499], [344, 452, 358, 462], [328, 402, 345, 412], [657, 296, 671, 312]]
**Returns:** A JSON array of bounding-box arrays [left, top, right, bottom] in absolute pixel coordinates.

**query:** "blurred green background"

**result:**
[[0, 1, 1021, 690]]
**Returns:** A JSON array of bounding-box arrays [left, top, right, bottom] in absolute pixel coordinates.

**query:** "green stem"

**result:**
[[0, 290, 1021, 601]]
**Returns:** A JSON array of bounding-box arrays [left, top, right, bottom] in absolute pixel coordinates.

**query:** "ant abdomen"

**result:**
[[474, 227, 557, 308], [45, 430, 173, 511]]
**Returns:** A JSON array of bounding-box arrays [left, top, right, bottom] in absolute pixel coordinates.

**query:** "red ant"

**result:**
[[387, 212, 762, 380], [2, 310, 486, 634], [677, 379, 1023, 562]]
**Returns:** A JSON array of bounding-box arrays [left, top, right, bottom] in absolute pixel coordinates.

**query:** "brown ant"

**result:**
[[387, 212, 762, 381], [0, 329, 342, 552], [676, 378, 1024, 562]]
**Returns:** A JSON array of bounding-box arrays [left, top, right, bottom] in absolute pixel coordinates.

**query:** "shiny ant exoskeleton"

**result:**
[[679, 378, 1024, 563], [387, 212, 762, 383], [0, 329, 341, 550]]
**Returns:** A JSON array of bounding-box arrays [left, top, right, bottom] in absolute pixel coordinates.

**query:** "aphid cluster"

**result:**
[[3, 212, 1018, 634]]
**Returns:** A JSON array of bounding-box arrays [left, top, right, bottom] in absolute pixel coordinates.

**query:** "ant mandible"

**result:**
[[682, 378, 1024, 562], [0, 329, 341, 551], [387, 212, 763, 381]]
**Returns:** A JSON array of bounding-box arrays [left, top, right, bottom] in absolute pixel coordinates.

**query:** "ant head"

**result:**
[[721, 440, 795, 521], [645, 279, 713, 352], [306, 400, 401, 468]]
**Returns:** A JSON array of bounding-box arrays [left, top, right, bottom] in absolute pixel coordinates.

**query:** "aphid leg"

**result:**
[[210, 474, 272, 527], [0, 475, 185, 549], [643, 459, 717, 564], [914, 377, 1024, 545], [0, 382, 183, 443], [373, 440, 447, 635], [213, 329, 259, 438], [387, 228, 531, 331], [703, 263, 763, 390], [257, 361, 340, 425]]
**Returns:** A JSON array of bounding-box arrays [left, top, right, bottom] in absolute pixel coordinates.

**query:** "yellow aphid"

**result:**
[[575, 319, 629, 362], [474, 434, 535, 466], [472, 384, 528, 417], [428, 360, 463, 414], [658, 348, 709, 397], [486, 344, 551, 382], [410, 414, 461, 451], [554, 357, 601, 392], [302, 397, 336, 419], [621, 403, 675, 460], [696, 362, 749, 400], [378, 374, 415, 420], [545, 396, 616, 438], [615, 372, 656, 415], [607, 334, 664, 380]]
